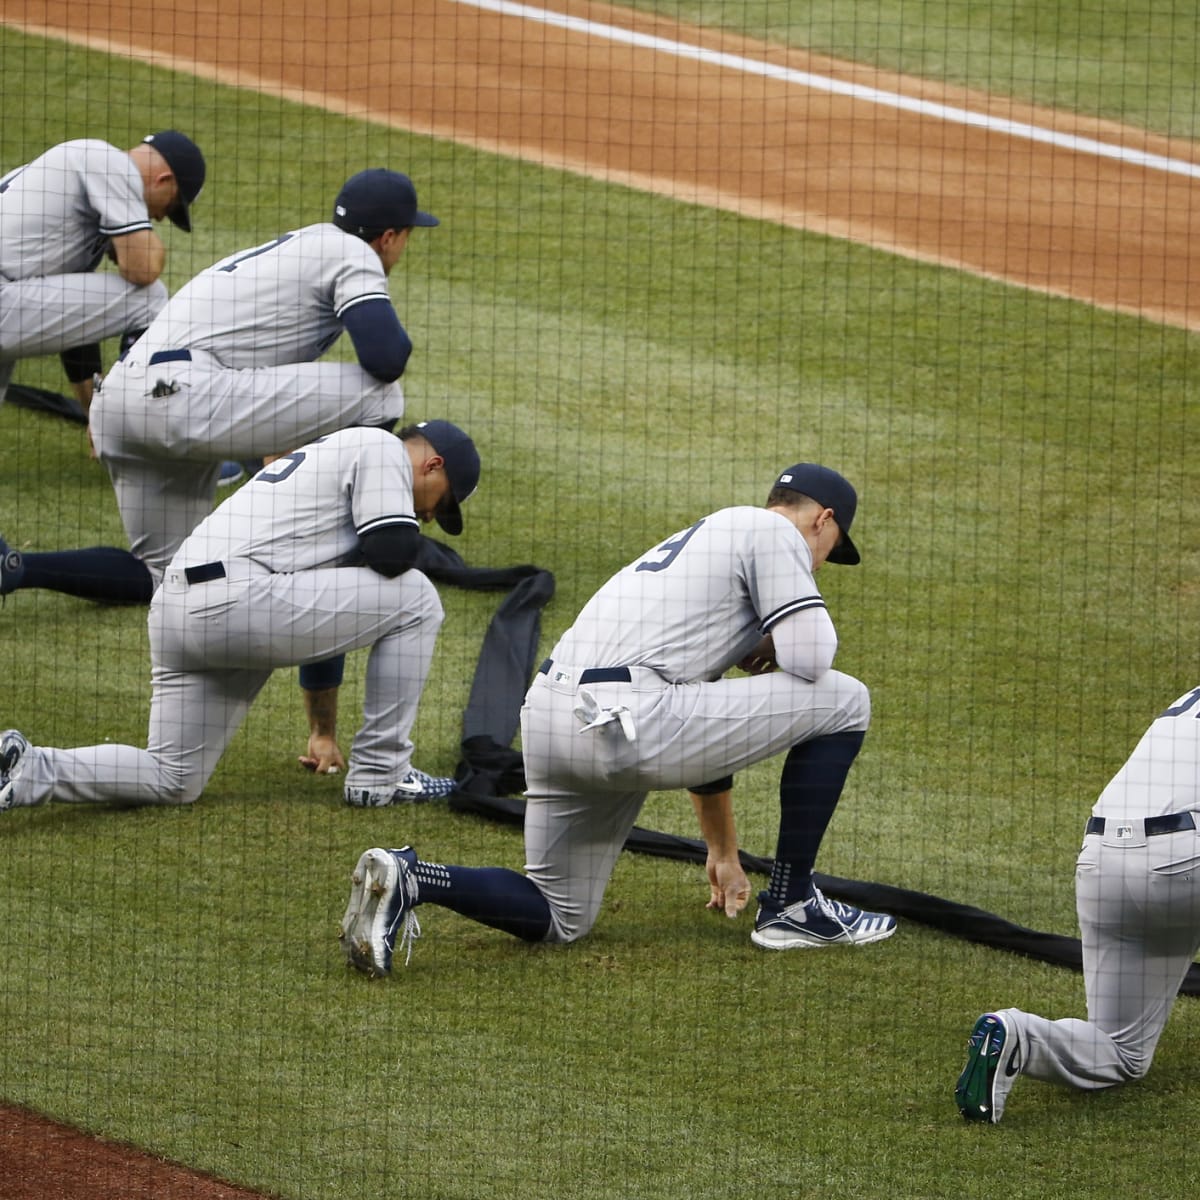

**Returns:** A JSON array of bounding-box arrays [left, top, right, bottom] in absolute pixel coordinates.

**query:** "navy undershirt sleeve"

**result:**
[[359, 524, 422, 578], [341, 298, 412, 382]]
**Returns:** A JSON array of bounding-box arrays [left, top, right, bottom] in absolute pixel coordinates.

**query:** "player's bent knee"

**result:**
[[144, 762, 206, 806], [1115, 1048, 1153, 1083], [541, 896, 601, 945], [153, 778, 204, 806], [141, 278, 169, 310], [411, 572, 445, 625], [828, 672, 871, 731], [555, 906, 601, 944], [542, 916, 594, 945]]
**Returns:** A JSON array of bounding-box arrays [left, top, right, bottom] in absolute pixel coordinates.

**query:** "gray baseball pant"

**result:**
[[13, 560, 443, 807], [1000, 821, 1200, 1087], [0, 273, 167, 404], [518, 665, 870, 942], [90, 350, 405, 580]]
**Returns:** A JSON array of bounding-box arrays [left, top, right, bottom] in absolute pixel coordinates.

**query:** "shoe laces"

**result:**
[[808, 886, 860, 946], [394, 910, 421, 967], [386, 857, 422, 966]]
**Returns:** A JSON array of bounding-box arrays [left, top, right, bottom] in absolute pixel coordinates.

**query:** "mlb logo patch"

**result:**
[[1115, 824, 1134, 839]]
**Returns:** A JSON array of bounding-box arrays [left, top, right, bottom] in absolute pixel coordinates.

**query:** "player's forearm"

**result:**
[[342, 299, 412, 381], [303, 686, 340, 739], [111, 229, 166, 286], [359, 524, 422, 577], [690, 789, 738, 860], [772, 609, 839, 682]]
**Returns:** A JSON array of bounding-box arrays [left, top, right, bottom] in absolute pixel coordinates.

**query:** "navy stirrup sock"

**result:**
[[19, 547, 155, 604], [765, 730, 867, 910], [414, 860, 552, 942]]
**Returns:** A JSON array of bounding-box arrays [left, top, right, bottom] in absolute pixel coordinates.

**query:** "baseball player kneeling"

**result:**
[[0, 131, 205, 416], [955, 684, 1200, 1124], [337, 462, 898, 976], [0, 166, 435, 607], [0, 420, 479, 814]]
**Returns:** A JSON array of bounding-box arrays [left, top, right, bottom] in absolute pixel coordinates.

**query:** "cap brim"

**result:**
[[826, 532, 860, 566], [167, 200, 192, 232], [412, 210, 439, 228], [435, 497, 463, 536]]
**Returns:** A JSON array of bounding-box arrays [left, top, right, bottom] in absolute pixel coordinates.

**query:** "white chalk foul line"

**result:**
[[453, 0, 1200, 181]]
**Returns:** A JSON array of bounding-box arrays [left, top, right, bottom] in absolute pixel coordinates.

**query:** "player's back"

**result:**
[[0, 139, 145, 279], [551, 506, 818, 684], [1094, 686, 1200, 820], [173, 426, 413, 576], [139, 223, 390, 368]]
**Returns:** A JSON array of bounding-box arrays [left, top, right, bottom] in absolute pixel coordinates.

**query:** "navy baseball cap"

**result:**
[[333, 169, 439, 238], [773, 463, 861, 564], [416, 419, 480, 535], [143, 131, 206, 232]]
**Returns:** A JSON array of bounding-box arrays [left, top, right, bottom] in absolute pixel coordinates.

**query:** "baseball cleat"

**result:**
[[0, 729, 30, 811], [0, 534, 26, 597], [956, 1012, 1019, 1124], [750, 886, 897, 949], [342, 767, 457, 807], [339, 846, 421, 976]]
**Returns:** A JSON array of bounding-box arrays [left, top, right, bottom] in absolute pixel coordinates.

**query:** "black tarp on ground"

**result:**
[[6, 383, 88, 425], [431, 539, 1200, 995]]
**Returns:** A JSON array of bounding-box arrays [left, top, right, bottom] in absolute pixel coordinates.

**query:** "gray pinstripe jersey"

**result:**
[[0, 140, 151, 280], [138, 223, 392, 368], [548, 506, 826, 683], [1092, 685, 1200, 820], [172, 426, 417, 574]]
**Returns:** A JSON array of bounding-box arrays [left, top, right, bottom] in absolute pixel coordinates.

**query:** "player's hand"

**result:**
[[705, 854, 751, 918], [738, 651, 778, 675], [299, 733, 347, 775], [737, 633, 778, 675]]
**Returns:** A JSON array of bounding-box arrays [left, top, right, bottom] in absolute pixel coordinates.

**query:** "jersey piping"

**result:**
[[99, 218, 153, 237], [357, 513, 419, 536], [335, 291, 393, 319], [760, 594, 827, 630]]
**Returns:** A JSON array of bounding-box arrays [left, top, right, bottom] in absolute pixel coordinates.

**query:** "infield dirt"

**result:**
[[0, 0, 1196, 1195]]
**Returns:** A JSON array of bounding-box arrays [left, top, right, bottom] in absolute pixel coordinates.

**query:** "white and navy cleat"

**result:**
[[343, 767, 456, 807], [339, 847, 421, 976], [750, 885, 897, 949]]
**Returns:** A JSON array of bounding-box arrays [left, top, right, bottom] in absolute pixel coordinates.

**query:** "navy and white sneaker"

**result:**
[[0, 534, 25, 597], [339, 846, 421, 977], [750, 885, 897, 949], [343, 767, 457, 807], [956, 1012, 1020, 1123], [0, 729, 30, 811]]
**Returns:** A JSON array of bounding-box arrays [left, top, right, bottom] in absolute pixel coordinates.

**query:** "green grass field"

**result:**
[[1, 5, 1198, 1197]]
